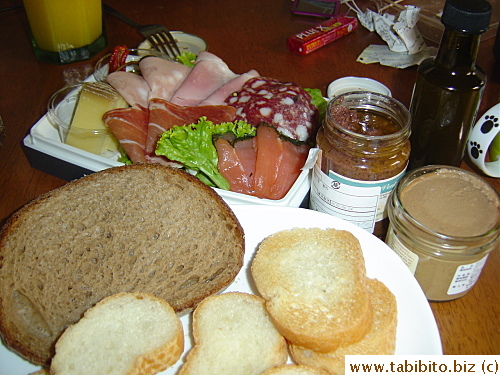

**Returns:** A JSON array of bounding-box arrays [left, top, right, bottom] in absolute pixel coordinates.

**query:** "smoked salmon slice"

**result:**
[[269, 139, 310, 199], [253, 125, 284, 199], [215, 138, 254, 195], [234, 137, 257, 187]]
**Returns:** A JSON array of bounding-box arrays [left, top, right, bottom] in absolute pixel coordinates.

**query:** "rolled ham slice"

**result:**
[[139, 56, 191, 102], [106, 71, 151, 108], [103, 105, 149, 163], [145, 98, 237, 154], [170, 51, 238, 107], [199, 70, 260, 106]]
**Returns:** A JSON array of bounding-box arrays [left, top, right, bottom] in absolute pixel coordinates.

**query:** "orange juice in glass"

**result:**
[[23, 0, 107, 64]]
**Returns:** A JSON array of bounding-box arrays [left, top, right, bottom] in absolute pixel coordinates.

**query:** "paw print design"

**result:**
[[480, 115, 499, 134], [469, 141, 483, 160]]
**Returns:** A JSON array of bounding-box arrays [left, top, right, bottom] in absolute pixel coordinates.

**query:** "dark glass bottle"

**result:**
[[408, 0, 492, 169]]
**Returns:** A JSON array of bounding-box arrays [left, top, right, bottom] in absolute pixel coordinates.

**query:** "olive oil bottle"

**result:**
[[408, 0, 492, 169]]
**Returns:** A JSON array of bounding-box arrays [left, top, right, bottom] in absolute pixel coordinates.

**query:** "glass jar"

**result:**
[[386, 165, 500, 301], [309, 91, 411, 239]]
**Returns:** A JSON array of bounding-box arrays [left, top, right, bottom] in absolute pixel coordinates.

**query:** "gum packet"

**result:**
[[287, 15, 358, 55]]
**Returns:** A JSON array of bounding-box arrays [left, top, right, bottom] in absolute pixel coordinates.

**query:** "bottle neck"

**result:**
[[435, 28, 481, 71]]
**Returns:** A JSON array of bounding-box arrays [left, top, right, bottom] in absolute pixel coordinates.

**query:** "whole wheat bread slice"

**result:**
[[251, 228, 373, 353], [0, 164, 244, 366], [50, 292, 183, 375]]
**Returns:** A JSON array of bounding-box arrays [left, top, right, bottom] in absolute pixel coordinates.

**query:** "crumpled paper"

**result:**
[[356, 44, 438, 69], [344, 0, 437, 68]]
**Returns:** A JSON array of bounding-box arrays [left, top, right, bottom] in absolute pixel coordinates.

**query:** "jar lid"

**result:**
[[441, 0, 492, 35], [327, 77, 391, 99]]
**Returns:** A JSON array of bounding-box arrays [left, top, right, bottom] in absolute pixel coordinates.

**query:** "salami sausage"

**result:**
[[225, 77, 318, 142]]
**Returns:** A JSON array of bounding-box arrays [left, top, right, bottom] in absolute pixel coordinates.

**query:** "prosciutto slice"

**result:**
[[145, 98, 237, 154], [170, 51, 238, 107], [106, 71, 151, 108], [103, 105, 149, 163], [139, 56, 191, 101], [199, 70, 260, 106]]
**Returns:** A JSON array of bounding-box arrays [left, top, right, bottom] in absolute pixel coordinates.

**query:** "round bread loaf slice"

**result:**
[[0, 164, 244, 366], [50, 292, 184, 375], [178, 292, 288, 375], [289, 278, 398, 375], [251, 228, 373, 353]]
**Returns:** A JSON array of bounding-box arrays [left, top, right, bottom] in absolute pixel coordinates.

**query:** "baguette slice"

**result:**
[[251, 228, 373, 352], [50, 292, 183, 375], [289, 278, 398, 375], [178, 292, 288, 375], [0, 164, 244, 365], [261, 364, 330, 375]]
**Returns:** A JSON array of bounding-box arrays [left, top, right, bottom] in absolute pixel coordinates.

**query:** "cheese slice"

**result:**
[[65, 82, 128, 155]]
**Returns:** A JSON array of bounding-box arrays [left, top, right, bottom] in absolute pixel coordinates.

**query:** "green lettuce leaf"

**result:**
[[155, 117, 256, 190], [305, 88, 328, 123], [176, 51, 197, 68]]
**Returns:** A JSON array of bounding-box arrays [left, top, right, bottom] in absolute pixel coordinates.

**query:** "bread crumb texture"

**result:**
[[0, 164, 244, 366], [50, 292, 184, 375], [178, 292, 288, 375]]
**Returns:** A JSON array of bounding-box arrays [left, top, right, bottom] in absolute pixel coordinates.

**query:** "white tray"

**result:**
[[23, 112, 317, 207]]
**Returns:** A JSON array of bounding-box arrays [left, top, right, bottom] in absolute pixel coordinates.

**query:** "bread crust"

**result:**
[[251, 228, 373, 352], [0, 164, 245, 366], [289, 278, 398, 375]]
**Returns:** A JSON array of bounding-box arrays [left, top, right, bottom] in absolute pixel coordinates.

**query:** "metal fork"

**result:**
[[103, 3, 181, 59]]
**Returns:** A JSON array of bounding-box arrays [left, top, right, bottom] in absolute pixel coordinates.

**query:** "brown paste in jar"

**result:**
[[317, 105, 410, 238], [388, 167, 500, 301], [401, 169, 499, 237]]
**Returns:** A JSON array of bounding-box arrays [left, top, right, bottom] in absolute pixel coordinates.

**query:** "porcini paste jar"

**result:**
[[386, 166, 500, 301], [310, 92, 410, 239]]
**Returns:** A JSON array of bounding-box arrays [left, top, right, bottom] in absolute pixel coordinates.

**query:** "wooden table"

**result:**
[[1, 0, 498, 357]]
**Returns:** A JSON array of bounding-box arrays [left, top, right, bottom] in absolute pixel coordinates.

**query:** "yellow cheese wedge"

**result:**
[[65, 82, 128, 155]]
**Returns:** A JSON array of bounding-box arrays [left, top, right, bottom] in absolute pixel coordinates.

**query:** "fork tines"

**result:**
[[147, 31, 182, 59]]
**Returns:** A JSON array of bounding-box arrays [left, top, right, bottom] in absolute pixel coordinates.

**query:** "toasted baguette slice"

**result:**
[[50, 292, 183, 375], [178, 292, 288, 375], [0, 164, 244, 365], [289, 278, 398, 375], [251, 228, 372, 352], [261, 364, 330, 375]]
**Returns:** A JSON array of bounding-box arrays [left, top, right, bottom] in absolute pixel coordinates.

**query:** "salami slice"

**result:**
[[225, 77, 318, 142]]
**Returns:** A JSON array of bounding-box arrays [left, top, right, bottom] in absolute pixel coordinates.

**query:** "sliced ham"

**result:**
[[103, 105, 149, 163], [106, 71, 151, 108], [170, 51, 238, 107], [139, 56, 191, 101], [199, 70, 260, 106], [145, 98, 237, 154]]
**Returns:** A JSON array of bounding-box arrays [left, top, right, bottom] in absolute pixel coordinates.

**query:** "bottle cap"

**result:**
[[441, 0, 492, 34]]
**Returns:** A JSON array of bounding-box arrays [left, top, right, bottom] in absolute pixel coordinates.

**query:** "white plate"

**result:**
[[138, 31, 208, 55], [0, 206, 442, 374]]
